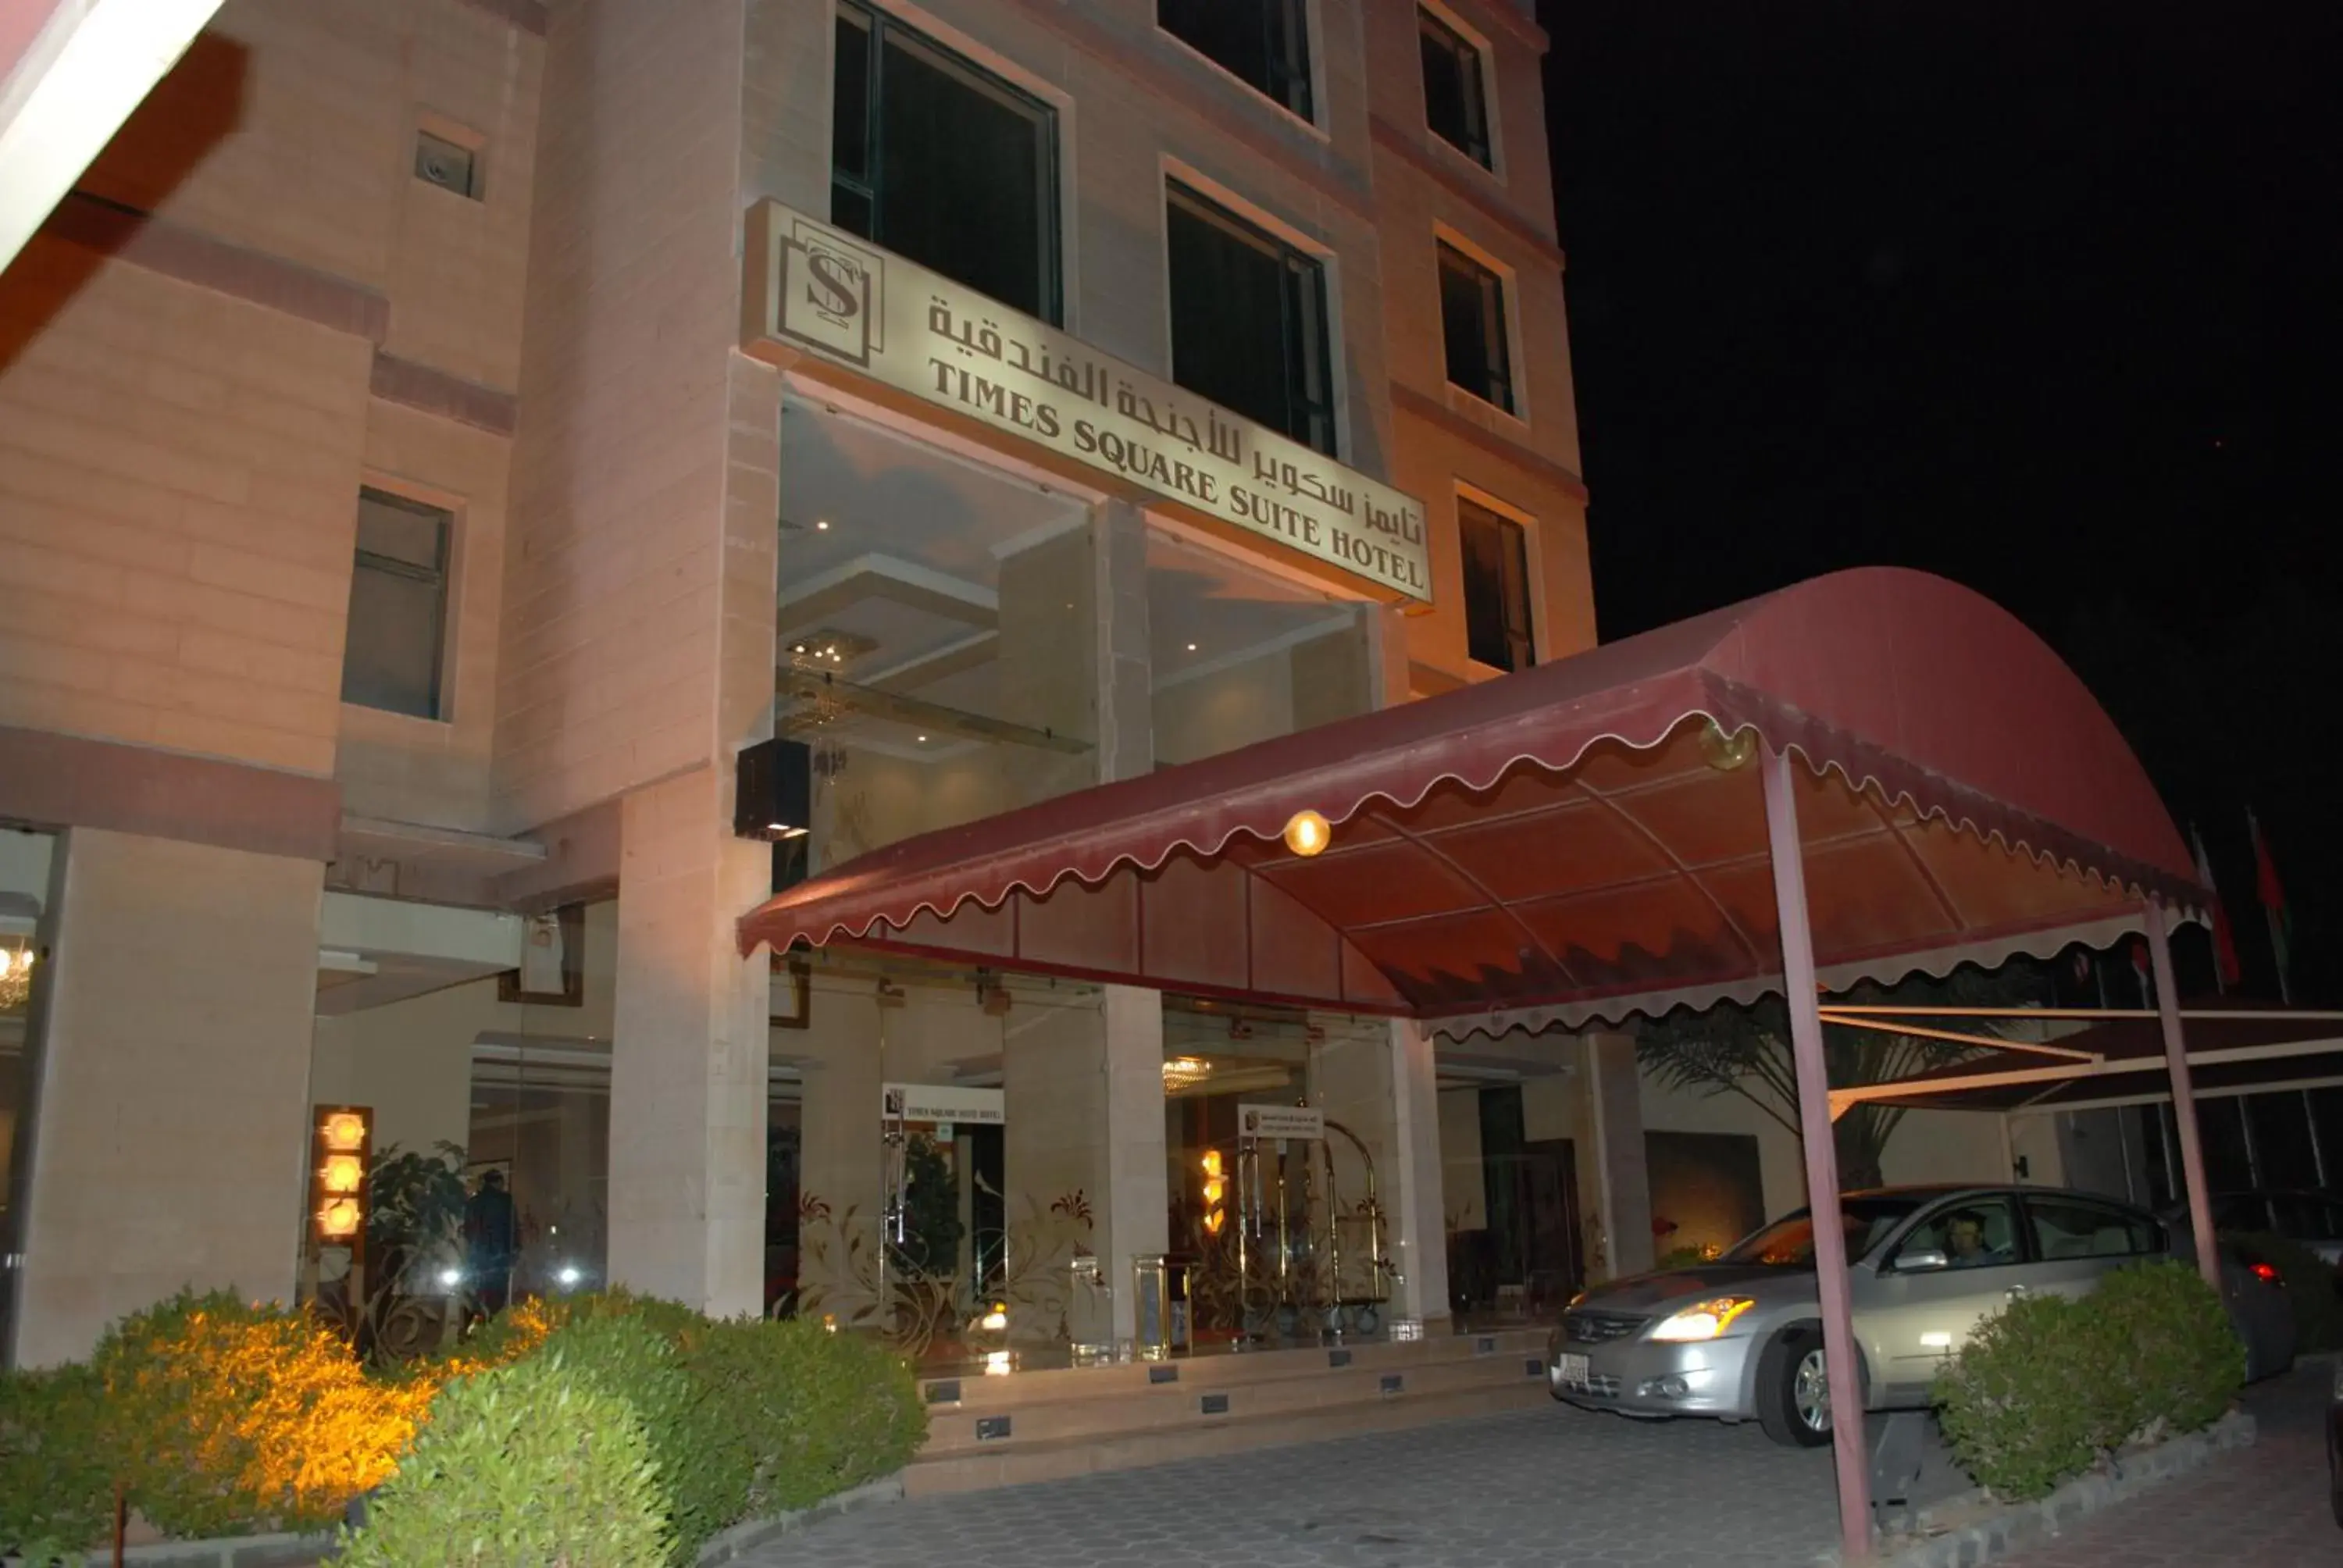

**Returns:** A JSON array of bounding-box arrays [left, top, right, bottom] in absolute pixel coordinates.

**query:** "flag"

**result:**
[[2189, 825, 2241, 992], [2248, 808, 2293, 1005]]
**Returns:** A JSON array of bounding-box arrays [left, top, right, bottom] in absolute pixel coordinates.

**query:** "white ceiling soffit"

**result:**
[[337, 814, 546, 871], [319, 892, 524, 968], [312, 893, 525, 1016], [0, 0, 225, 272]]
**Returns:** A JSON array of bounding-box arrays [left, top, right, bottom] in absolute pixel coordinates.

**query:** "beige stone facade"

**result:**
[[0, 0, 1671, 1367]]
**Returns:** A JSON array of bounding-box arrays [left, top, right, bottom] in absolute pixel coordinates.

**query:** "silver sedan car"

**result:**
[[1547, 1184, 2293, 1446]]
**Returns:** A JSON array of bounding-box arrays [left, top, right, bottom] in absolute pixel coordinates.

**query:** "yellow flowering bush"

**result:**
[[94, 1290, 436, 1537]]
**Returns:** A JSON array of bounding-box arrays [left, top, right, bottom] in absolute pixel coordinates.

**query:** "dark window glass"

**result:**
[[2213, 1192, 2270, 1232], [2245, 1091, 2320, 1190], [2137, 1103, 2177, 1210], [1418, 8, 1490, 167], [1165, 183, 1335, 456], [1457, 497, 1534, 672], [2310, 1087, 2343, 1182], [1439, 241, 1514, 412], [1158, 0, 1313, 121], [343, 488, 450, 721], [1723, 1194, 1928, 1267], [2196, 1097, 2254, 1192], [413, 132, 480, 199], [2269, 1192, 2337, 1242], [2023, 1196, 2160, 1259], [831, 2, 1059, 323]]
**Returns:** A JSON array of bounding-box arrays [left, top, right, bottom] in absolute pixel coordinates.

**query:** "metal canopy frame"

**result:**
[[742, 571, 2216, 1561]]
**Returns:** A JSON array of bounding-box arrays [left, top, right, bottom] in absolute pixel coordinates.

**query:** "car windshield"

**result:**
[[1721, 1196, 1929, 1267]]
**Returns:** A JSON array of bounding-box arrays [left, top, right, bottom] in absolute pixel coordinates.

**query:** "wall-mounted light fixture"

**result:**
[[1282, 809, 1331, 857], [310, 1106, 373, 1258]]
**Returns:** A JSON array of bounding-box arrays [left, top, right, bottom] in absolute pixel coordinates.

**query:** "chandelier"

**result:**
[[0, 943, 34, 1013], [1161, 1056, 1214, 1094]]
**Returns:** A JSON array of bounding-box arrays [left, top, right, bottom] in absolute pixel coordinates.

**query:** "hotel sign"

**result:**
[[743, 200, 1431, 603], [1238, 1103, 1325, 1141], [883, 1082, 1006, 1127]]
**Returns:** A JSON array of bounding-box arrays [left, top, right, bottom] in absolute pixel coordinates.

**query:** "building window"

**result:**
[[832, 2, 1061, 323], [343, 487, 451, 720], [413, 130, 480, 198], [1419, 9, 1491, 168], [1439, 240, 1514, 414], [1458, 497, 1533, 672], [1166, 183, 1335, 456], [1158, 0, 1313, 123]]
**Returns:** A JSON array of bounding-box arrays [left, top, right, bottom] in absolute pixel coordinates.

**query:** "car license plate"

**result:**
[[1557, 1352, 1590, 1386]]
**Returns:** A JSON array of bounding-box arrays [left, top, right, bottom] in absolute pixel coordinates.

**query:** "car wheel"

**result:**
[[1756, 1325, 1835, 1449]]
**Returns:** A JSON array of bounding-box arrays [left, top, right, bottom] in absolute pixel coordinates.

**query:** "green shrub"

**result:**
[[463, 1291, 918, 1545], [1935, 1260, 2243, 1499], [91, 1288, 433, 1538], [680, 1320, 925, 1515], [2084, 1260, 2243, 1441], [2228, 1231, 2343, 1351], [541, 1312, 747, 1563], [338, 1347, 672, 1568], [1933, 1291, 2106, 1499], [0, 1363, 113, 1562]]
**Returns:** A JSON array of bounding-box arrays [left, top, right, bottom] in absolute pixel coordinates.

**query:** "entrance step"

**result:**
[[905, 1378, 1555, 1495], [904, 1327, 1553, 1495]]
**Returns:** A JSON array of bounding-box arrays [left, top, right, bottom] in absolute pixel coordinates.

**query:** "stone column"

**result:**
[[996, 499, 1166, 1348], [1378, 1020, 1452, 1327], [790, 990, 886, 1324], [606, 770, 772, 1317], [1098, 985, 1168, 1344], [1584, 1031, 1653, 1279], [601, 339, 779, 1319], [14, 831, 323, 1367]]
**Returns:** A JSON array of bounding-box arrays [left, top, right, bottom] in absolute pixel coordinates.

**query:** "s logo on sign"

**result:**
[[803, 251, 861, 326], [778, 222, 884, 365]]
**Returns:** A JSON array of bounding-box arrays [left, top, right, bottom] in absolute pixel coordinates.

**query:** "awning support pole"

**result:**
[[1760, 745, 1870, 1561], [2144, 902, 2221, 1290]]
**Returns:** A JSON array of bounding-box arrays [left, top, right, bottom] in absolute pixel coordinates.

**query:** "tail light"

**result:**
[[2249, 1260, 2282, 1285]]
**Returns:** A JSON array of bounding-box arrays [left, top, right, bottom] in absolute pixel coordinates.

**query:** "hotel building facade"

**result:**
[[0, 0, 1670, 1367]]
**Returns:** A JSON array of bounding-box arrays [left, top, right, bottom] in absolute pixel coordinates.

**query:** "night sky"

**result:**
[[1539, 0, 2343, 1003]]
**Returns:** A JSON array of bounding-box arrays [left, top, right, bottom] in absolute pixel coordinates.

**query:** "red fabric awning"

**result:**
[[740, 568, 2202, 1026]]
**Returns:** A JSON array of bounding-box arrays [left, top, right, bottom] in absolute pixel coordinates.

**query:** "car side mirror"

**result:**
[[1896, 1249, 1949, 1273]]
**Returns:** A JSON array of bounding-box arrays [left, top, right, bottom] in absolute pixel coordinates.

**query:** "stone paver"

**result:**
[[737, 1401, 1957, 1568], [740, 1368, 2335, 1568], [1999, 1362, 2334, 1567]]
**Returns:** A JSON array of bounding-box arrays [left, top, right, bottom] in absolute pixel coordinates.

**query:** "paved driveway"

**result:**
[[1999, 1360, 2333, 1566], [739, 1400, 1959, 1568], [740, 1370, 2330, 1568]]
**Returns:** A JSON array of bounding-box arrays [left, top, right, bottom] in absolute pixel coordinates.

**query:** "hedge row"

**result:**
[[0, 1288, 925, 1566], [1932, 1260, 2242, 1499]]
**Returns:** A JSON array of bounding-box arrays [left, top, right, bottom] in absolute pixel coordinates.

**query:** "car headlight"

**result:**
[[1647, 1297, 1756, 1342]]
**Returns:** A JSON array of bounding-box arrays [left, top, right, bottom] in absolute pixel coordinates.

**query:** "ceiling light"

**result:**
[[816, 519, 831, 530], [1186, 643, 1198, 652], [917, 735, 928, 743], [1282, 810, 1331, 858], [1162, 1057, 1214, 1093]]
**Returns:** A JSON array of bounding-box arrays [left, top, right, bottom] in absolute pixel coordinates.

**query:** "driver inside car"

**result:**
[[1944, 1209, 2007, 1267]]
